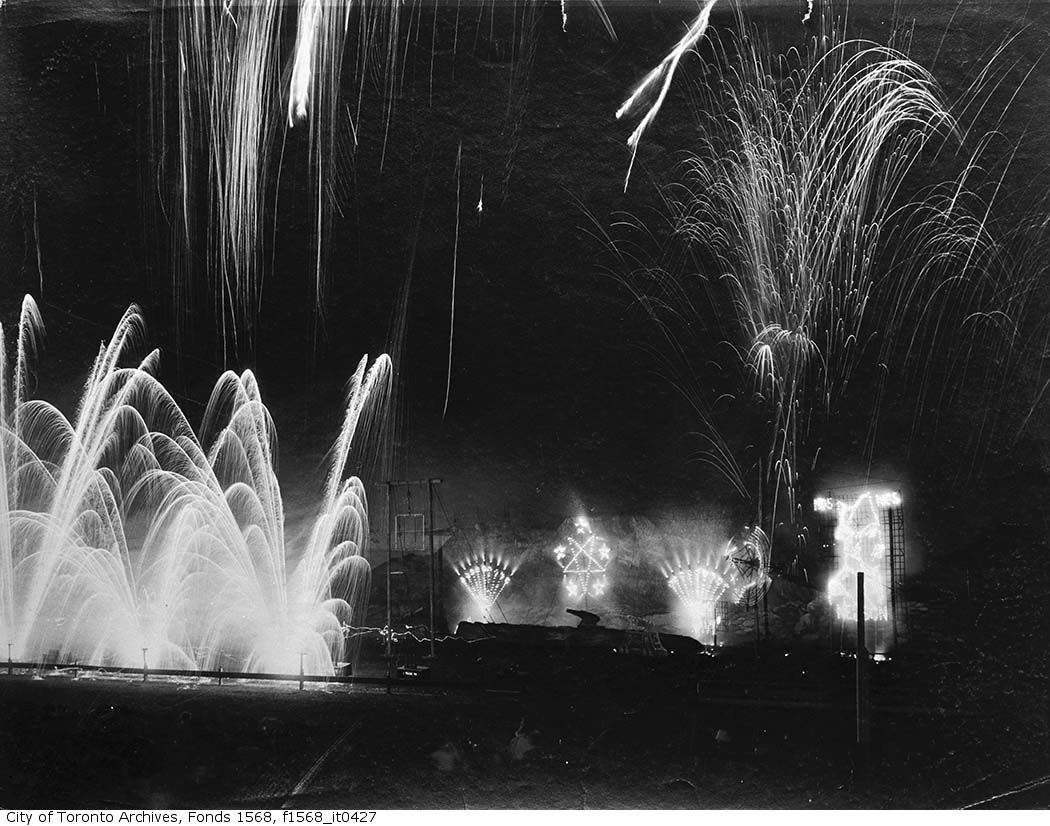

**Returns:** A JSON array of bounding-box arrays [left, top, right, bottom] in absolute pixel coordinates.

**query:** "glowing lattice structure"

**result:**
[[455, 556, 512, 621], [666, 552, 735, 643], [553, 516, 612, 601], [724, 525, 771, 606], [816, 491, 902, 625]]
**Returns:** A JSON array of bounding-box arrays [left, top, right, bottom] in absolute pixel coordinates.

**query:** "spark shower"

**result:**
[[152, 0, 616, 356], [610, 12, 1027, 551], [0, 297, 391, 675]]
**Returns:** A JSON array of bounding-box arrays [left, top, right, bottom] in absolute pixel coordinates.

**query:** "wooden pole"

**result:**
[[428, 479, 437, 658], [386, 482, 393, 694], [856, 572, 870, 776], [385, 481, 393, 659], [754, 597, 760, 653]]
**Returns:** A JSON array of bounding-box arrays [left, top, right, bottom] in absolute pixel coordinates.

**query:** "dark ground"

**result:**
[[0, 608, 1047, 810]]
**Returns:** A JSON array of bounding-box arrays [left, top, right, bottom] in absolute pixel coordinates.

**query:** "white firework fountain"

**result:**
[[0, 296, 390, 675]]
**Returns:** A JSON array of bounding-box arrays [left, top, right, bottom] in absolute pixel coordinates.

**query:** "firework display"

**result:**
[[613, 18, 1023, 538], [0, 297, 390, 675], [454, 555, 513, 621], [723, 525, 772, 607], [665, 548, 736, 643], [1, 0, 1046, 804], [817, 490, 904, 625], [553, 517, 612, 602], [153, 0, 616, 353]]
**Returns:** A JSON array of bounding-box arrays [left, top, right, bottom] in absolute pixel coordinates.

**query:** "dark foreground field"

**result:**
[[1, 624, 1047, 810]]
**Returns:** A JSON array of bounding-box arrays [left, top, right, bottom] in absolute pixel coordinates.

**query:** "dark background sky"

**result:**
[[1, 0, 1049, 551]]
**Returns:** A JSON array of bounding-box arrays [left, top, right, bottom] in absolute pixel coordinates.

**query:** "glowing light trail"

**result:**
[[288, 0, 323, 126], [616, 0, 719, 189], [157, 1, 617, 350], [724, 525, 771, 607]]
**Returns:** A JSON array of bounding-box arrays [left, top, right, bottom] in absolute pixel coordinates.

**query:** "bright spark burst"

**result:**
[[612, 18, 1020, 528], [553, 516, 611, 601]]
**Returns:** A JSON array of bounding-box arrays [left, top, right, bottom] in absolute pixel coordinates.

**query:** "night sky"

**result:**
[[2, 0, 1049, 542]]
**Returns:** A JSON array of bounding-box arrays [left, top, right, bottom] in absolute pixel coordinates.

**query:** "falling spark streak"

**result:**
[[161, 0, 286, 356], [616, 0, 719, 190], [802, 1, 814, 24], [33, 198, 43, 298], [443, 144, 462, 421], [288, 0, 322, 126], [157, 1, 617, 351]]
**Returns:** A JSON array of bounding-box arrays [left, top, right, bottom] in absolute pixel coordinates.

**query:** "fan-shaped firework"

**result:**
[[664, 545, 736, 643], [454, 554, 513, 621], [553, 516, 611, 602], [0, 296, 390, 675]]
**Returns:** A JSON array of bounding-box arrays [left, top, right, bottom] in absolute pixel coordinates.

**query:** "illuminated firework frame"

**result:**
[[666, 561, 733, 644], [815, 490, 905, 646], [553, 517, 612, 602], [724, 525, 771, 607], [456, 557, 512, 621]]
